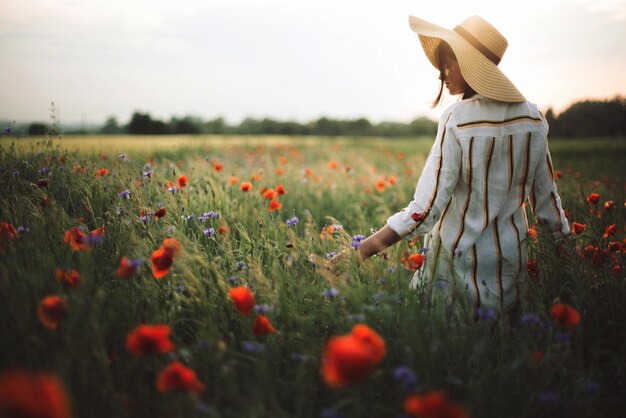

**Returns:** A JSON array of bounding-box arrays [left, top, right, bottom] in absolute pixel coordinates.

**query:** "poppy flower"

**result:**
[[527, 259, 538, 276], [586, 193, 600, 205], [572, 222, 586, 235], [177, 175, 188, 188], [408, 254, 425, 271], [528, 227, 538, 239], [213, 161, 224, 172], [607, 241, 622, 252], [0, 371, 72, 418], [116, 257, 143, 279], [604, 200, 615, 211], [229, 287, 255, 316], [554, 170, 562, 179], [36, 178, 49, 188], [38, 296, 68, 330], [228, 176, 238, 185], [240, 182, 252, 192], [269, 199, 282, 212], [218, 225, 229, 234], [602, 224, 617, 239], [153, 207, 166, 219], [327, 160, 338, 169], [403, 391, 469, 418], [150, 238, 182, 279], [63, 227, 88, 251], [320, 225, 335, 240], [550, 303, 581, 328], [262, 188, 276, 200], [156, 361, 206, 394], [275, 167, 284, 176], [253, 314, 276, 337], [321, 324, 385, 387], [95, 168, 109, 177], [279, 156, 287, 165], [55, 268, 82, 289], [374, 178, 385, 193], [304, 167, 313, 177], [275, 184, 287, 195], [411, 212, 426, 223], [126, 324, 175, 356], [387, 175, 397, 186]]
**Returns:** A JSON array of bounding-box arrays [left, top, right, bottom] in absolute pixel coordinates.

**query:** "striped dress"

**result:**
[[387, 94, 570, 319]]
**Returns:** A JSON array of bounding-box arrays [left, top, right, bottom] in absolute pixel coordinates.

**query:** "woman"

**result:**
[[334, 15, 570, 321]]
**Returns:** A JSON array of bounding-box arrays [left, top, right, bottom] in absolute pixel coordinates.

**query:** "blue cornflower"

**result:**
[[175, 285, 185, 293], [477, 307, 496, 321], [286, 216, 299, 227], [453, 248, 464, 257], [11, 171, 20, 177], [392, 366, 418, 392], [325, 251, 337, 260], [373, 290, 387, 302], [555, 332, 571, 343], [241, 341, 264, 353], [139, 215, 149, 224], [143, 163, 151, 170], [16, 226, 29, 234], [166, 226, 176, 234], [290, 353, 308, 362], [228, 276, 240, 284], [39, 167, 50, 176], [351, 234, 366, 248], [203, 227, 215, 237], [143, 170, 154, 178], [419, 247, 429, 254], [118, 153, 129, 162], [199, 211, 219, 221], [520, 313, 541, 326], [236, 261, 247, 271], [167, 186, 178, 194], [322, 288, 339, 299], [254, 304, 272, 313], [118, 189, 131, 199], [4, 127, 11, 134]]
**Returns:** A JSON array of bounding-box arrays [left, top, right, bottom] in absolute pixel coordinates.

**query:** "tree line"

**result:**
[[11, 96, 626, 138]]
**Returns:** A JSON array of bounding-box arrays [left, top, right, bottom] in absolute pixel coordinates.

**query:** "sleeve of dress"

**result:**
[[386, 111, 461, 238], [529, 138, 571, 240]]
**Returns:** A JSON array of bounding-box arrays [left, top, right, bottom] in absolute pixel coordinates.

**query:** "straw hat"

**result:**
[[408, 15, 525, 102]]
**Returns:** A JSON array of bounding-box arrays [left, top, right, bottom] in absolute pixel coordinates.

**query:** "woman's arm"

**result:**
[[357, 224, 402, 261]]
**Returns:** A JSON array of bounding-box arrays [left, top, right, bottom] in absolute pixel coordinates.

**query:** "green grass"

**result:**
[[0, 135, 625, 418]]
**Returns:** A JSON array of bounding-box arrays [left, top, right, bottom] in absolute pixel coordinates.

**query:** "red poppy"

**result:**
[[279, 156, 287, 165], [321, 324, 385, 387], [604, 200, 615, 211], [240, 182, 252, 192], [116, 257, 140, 279], [177, 175, 188, 188], [403, 391, 469, 418], [528, 227, 538, 239], [63, 227, 88, 251], [327, 160, 338, 169], [387, 175, 397, 186], [304, 167, 313, 177], [527, 259, 538, 276], [550, 303, 581, 328], [253, 314, 276, 337], [55, 268, 82, 289], [150, 238, 182, 279], [153, 207, 166, 219], [374, 178, 386, 193], [275, 167, 284, 176], [156, 361, 206, 394], [38, 296, 68, 330], [269, 199, 282, 212], [0, 371, 72, 418], [607, 241, 623, 252], [36, 178, 49, 188], [262, 188, 276, 200], [586, 193, 600, 205], [229, 287, 255, 316], [602, 224, 617, 239], [411, 212, 426, 223], [571, 222, 586, 235], [126, 324, 175, 356], [320, 225, 334, 240], [213, 161, 224, 172], [275, 184, 287, 195], [95, 168, 109, 177], [228, 176, 238, 185], [218, 225, 229, 234], [554, 170, 562, 179], [0, 222, 17, 253]]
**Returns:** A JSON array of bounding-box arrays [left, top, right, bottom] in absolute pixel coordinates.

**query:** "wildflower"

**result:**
[[11, 171, 20, 177], [537, 392, 560, 403], [304, 167, 313, 177], [254, 304, 272, 313], [602, 224, 617, 239], [241, 341, 265, 353], [240, 182, 252, 192], [275, 167, 284, 176], [229, 287, 255, 316], [153, 207, 166, 219], [39, 167, 50, 176], [322, 288, 339, 299], [572, 222, 586, 235], [203, 227, 215, 237], [126, 324, 175, 356], [36, 178, 49, 188], [320, 225, 334, 240], [269, 199, 282, 212], [275, 184, 287, 195], [150, 238, 182, 279], [0, 371, 72, 418], [37, 296, 68, 329], [477, 307, 496, 321], [279, 156, 287, 165], [550, 303, 581, 328], [167, 186, 178, 194], [116, 257, 143, 279], [253, 314, 276, 337], [351, 234, 366, 249], [374, 178, 385, 193], [177, 175, 188, 188], [143, 170, 154, 178], [198, 211, 219, 221], [95, 168, 109, 177], [228, 276, 240, 285], [213, 161, 224, 172], [236, 260, 247, 271], [604, 200, 615, 211], [402, 253, 425, 271], [63, 227, 88, 251], [328, 160, 338, 169], [156, 361, 205, 393], [118, 189, 132, 199], [528, 227, 537, 239], [326, 251, 337, 260], [218, 225, 229, 234], [321, 324, 385, 387], [286, 216, 299, 227], [520, 313, 541, 326], [554, 170, 562, 179], [228, 176, 238, 185], [403, 391, 469, 418], [527, 259, 538, 276], [393, 366, 418, 392], [166, 226, 176, 234], [586, 193, 600, 205], [55, 268, 82, 289], [262, 188, 276, 200], [411, 212, 426, 223]]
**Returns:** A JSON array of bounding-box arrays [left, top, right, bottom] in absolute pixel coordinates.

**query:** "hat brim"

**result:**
[[408, 16, 525, 103]]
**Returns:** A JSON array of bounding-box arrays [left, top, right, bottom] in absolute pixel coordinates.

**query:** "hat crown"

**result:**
[[456, 15, 508, 61]]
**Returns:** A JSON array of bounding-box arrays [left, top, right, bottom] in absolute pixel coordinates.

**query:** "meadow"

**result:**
[[0, 134, 624, 418]]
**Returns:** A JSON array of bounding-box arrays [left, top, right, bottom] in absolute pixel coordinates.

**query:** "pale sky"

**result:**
[[1, 0, 625, 126]]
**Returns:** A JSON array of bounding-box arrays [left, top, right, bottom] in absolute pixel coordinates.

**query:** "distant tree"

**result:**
[[127, 112, 170, 135], [205, 117, 227, 134], [100, 116, 123, 134], [27, 123, 47, 136], [170, 116, 202, 134]]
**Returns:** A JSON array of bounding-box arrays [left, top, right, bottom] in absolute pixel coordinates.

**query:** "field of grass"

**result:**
[[0, 134, 624, 418]]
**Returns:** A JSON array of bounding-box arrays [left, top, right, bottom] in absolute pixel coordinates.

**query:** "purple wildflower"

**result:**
[[325, 251, 337, 260], [322, 288, 339, 299], [118, 189, 131, 199], [166, 226, 176, 234], [199, 211, 219, 221], [254, 304, 272, 313], [143, 170, 154, 178], [140, 215, 149, 224], [520, 313, 541, 326], [241, 341, 264, 353], [16, 226, 29, 234], [203, 227, 215, 237], [39, 167, 50, 176], [236, 261, 247, 271], [392, 366, 418, 392], [167, 186, 178, 194], [286, 216, 299, 227], [477, 307, 496, 321], [419, 247, 429, 254], [11, 171, 20, 177], [555, 331, 571, 343], [290, 353, 308, 362], [351, 234, 366, 248], [537, 392, 560, 403]]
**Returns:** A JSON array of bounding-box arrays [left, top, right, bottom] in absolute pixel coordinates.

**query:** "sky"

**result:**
[[1, 0, 625, 126]]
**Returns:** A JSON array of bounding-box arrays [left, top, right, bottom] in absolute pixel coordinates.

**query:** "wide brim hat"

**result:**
[[408, 15, 525, 102]]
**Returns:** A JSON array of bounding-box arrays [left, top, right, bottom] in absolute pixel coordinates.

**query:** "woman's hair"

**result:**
[[431, 41, 476, 108]]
